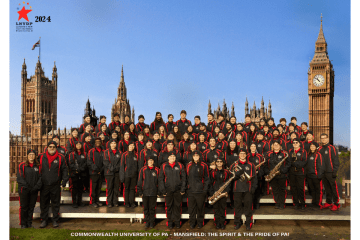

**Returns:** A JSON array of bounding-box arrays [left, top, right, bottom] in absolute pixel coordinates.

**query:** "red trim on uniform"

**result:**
[[105, 178, 108, 205], [319, 180, 323, 206], [89, 178, 93, 204]]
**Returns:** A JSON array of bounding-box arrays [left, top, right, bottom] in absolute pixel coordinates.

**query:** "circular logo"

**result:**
[[310, 157, 314, 160], [152, 172, 156, 177], [245, 166, 250, 171], [202, 146, 205, 149], [185, 123, 188, 126], [133, 157, 137, 161], [325, 151, 328, 154], [234, 153, 238, 156], [214, 155, 218, 158], [34, 168, 38, 171], [278, 155, 282, 159], [174, 166, 179, 170], [256, 159, 259, 163], [153, 153, 157, 156], [81, 155, 85, 159], [297, 153, 301, 156], [197, 168, 200, 172], [53, 160, 58, 164], [190, 137, 193, 141], [258, 144, 261, 147], [116, 154, 120, 158]]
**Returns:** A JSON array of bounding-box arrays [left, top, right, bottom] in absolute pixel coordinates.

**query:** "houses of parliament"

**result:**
[[9, 17, 335, 176]]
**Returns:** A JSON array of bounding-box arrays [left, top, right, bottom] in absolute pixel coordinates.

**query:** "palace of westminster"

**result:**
[[9, 17, 335, 176]]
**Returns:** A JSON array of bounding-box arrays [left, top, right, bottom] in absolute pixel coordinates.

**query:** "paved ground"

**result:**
[[10, 201, 351, 239]]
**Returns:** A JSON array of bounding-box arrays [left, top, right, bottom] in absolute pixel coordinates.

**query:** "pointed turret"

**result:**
[[22, 58, 26, 72], [268, 100, 272, 118], [245, 97, 249, 116], [316, 13, 326, 43], [120, 65, 124, 83], [208, 100, 212, 114], [231, 102, 235, 117], [311, 14, 329, 63]]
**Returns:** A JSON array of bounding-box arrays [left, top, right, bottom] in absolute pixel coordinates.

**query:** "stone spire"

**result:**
[[316, 13, 326, 43], [231, 102, 235, 117], [268, 100, 272, 118], [208, 100, 212, 114], [245, 97, 248, 116], [120, 65, 124, 83]]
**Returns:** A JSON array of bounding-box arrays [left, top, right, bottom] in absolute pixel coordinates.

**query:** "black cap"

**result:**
[[111, 130, 119, 135], [301, 122, 308, 126], [257, 130, 264, 135], [245, 114, 251, 118], [260, 118, 266, 122], [83, 114, 90, 119], [27, 149, 36, 155], [168, 114, 173, 118], [200, 122, 206, 127], [168, 151, 176, 157], [208, 113, 214, 117], [273, 139, 281, 144], [71, 128, 78, 132], [145, 139, 153, 143], [100, 115, 106, 120], [52, 135, 60, 140], [94, 137, 101, 141], [84, 123, 90, 128], [166, 140, 174, 145], [156, 112, 162, 116], [291, 117, 297, 121], [289, 123, 295, 127], [268, 117, 274, 122], [239, 148, 247, 153], [47, 140, 57, 147], [108, 139, 117, 145], [193, 150, 201, 156], [290, 132, 298, 136], [114, 113, 120, 118], [138, 114, 145, 120], [306, 130, 314, 135], [128, 140, 135, 145], [292, 138, 300, 142]]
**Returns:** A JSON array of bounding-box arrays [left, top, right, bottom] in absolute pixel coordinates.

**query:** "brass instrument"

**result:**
[[208, 165, 240, 205], [227, 131, 233, 142], [248, 160, 266, 181], [292, 150, 298, 172], [264, 152, 288, 182]]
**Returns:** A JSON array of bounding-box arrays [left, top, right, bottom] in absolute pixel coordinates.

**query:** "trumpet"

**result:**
[[235, 165, 252, 182]]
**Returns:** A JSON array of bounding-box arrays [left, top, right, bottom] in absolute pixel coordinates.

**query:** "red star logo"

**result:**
[[17, 6, 32, 22]]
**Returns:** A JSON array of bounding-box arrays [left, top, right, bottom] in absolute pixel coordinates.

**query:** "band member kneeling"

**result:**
[[159, 152, 186, 229], [264, 140, 290, 210], [186, 150, 210, 229], [209, 158, 231, 230], [229, 148, 257, 230], [137, 157, 160, 229]]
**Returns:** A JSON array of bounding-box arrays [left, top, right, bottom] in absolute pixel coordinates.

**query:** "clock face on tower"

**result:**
[[313, 74, 325, 87]]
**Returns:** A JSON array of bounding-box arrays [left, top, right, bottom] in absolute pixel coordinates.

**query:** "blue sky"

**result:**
[[9, 0, 350, 147]]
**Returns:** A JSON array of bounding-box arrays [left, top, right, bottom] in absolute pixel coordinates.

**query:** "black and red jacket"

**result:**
[[17, 162, 42, 191], [197, 141, 209, 153], [285, 140, 296, 153], [38, 151, 69, 187], [108, 121, 121, 133], [235, 130, 248, 146], [192, 123, 201, 134], [135, 140, 145, 153], [254, 140, 270, 155], [135, 122, 147, 133], [87, 147, 104, 175], [66, 137, 79, 153], [209, 168, 231, 195], [247, 131, 257, 144], [152, 139, 162, 153], [264, 150, 291, 179], [106, 139, 118, 150], [207, 121, 218, 133], [280, 125, 289, 134], [177, 139, 191, 154], [118, 139, 130, 153], [318, 143, 339, 173], [268, 125, 277, 133], [269, 137, 287, 152], [137, 166, 160, 196], [119, 151, 139, 182], [83, 141, 93, 154], [187, 132, 197, 142], [294, 125, 302, 134], [263, 131, 273, 141], [103, 149, 122, 176], [186, 161, 210, 194], [247, 152, 265, 177], [182, 150, 204, 166], [288, 148, 307, 176], [150, 121, 164, 134], [121, 122, 131, 133], [285, 131, 300, 141], [138, 148, 159, 170], [79, 123, 95, 135], [96, 131, 110, 142], [224, 150, 239, 169], [80, 132, 95, 144], [218, 120, 226, 131], [197, 131, 211, 142], [216, 139, 228, 152], [306, 152, 324, 179], [43, 145, 67, 157], [223, 129, 235, 141], [202, 148, 222, 166], [302, 140, 319, 152], [236, 141, 247, 150], [128, 131, 138, 142], [68, 151, 87, 178], [158, 149, 181, 166], [299, 130, 309, 142], [158, 161, 186, 194], [243, 122, 252, 133], [229, 160, 257, 193], [176, 118, 192, 135], [165, 121, 176, 133]]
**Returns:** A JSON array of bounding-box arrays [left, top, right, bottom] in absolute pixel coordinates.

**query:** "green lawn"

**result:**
[[10, 229, 169, 240]]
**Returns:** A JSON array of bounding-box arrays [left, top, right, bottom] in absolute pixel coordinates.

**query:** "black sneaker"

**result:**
[[125, 203, 130, 208], [27, 224, 34, 228], [131, 203, 137, 208], [78, 202, 86, 207], [246, 224, 251, 230], [216, 224, 221, 229], [52, 221, 59, 228], [255, 203, 260, 209], [190, 223, 196, 229], [96, 202, 103, 207], [21, 225, 27, 229], [92, 203, 98, 208], [145, 222, 150, 229], [234, 224, 241, 230], [294, 204, 299, 209], [108, 204, 113, 208], [168, 222, 173, 229], [150, 222, 155, 229], [221, 224, 225, 230], [114, 203, 119, 207], [39, 221, 47, 228], [72, 203, 78, 208], [301, 205, 306, 211], [274, 204, 279, 209], [197, 223, 203, 229]]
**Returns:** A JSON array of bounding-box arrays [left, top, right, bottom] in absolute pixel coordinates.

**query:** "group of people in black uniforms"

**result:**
[[17, 110, 340, 231]]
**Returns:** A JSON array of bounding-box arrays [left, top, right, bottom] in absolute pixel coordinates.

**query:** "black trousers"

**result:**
[[270, 178, 287, 207], [253, 176, 262, 206], [188, 192, 206, 226], [105, 174, 120, 205], [234, 192, 253, 225], [289, 174, 306, 205], [213, 196, 227, 226], [89, 174, 102, 204], [82, 172, 89, 191], [142, 196, 157, 224], [322, 172, 340, 206], [71, 175, 83, 204], [165, 190, 182, 225], [40, 184, 61, 222], [19, 187, 38, 226], [124, 176, 137, 205], [307, 177, 323, 206]]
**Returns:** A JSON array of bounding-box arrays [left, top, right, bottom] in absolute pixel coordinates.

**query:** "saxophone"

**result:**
[[208, 166, 239, 205], [292, 150, 298, 172], [264, 152, 288, 182]]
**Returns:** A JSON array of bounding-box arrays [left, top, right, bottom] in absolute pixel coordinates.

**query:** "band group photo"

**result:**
[[17, 109, 340, 231]]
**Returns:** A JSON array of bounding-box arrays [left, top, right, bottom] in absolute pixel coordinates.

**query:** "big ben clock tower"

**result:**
[[308, 14, 335, 144]]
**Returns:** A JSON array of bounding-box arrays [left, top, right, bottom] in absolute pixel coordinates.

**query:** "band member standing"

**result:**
[[299, 122, 309, 142], [318, 133, 340, 211], [177, 132, 191, 155], [135, 132, 145, 153], [197, 132, 209, 154], [193, 115, 201, 134], [198, 123, 212, 142], [224, 139, 239, 169], [158, 141, 182, 166], [279, 118, 289, 134], [306, 142, 324, 208], [152, 131, 163, 153], [150, 112, 165, 134], [217, 113, 226, 131], [263, 124, 273, 141], [229, 148, 257, 230], [173, 125, 182, 143], [288, 138, 307, 210], [186, 151, 210, 229], [269, 129, 287, 152], [254, 130, 270, 155], [79, 114, 95, 135], [216, 132, 228, 153], [182, 141, 203, 166], [165, 114, 175, 133], [108, 113, 121, 133], [267, 118, 277, 132], [264, 140, 291, 210], [207, 113, 218, 133], [139, 140, 159, 169], [95, 116, 108, 134], [106, 130, 119, 149], [103, 139, 122, 208], [209, 158, 231, 230], [158, 152, 186, 229], [68, 142, 87, 208], [203, 137, 222, 167], [235, 123, 248, 147], [247, 143, 264, 209], [120, 141, 139, 208], [121, 114, 131, 133], [243, 114, 252, 133], [17, 149, 42, 228], [66, 128, 79, 153], [290, 117, 302, 134], [302, 131, 319, 152], [87, 138, 104, 208], [137, 157, 160, 229], [128, 123, 138, 142], [224, 122, 235, 141], [136, 115, 147, 133], [118, 131, 131, 152], [176, 110, 192, 135], [39, 141, 69, 228]]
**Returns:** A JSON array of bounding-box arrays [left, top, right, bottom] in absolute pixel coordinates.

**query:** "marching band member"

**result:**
[[203, 137, 222, 167], [95, 115, 109, 134], [118, 131, 131, 153], [182, 141, 203, 166], [198, 123, 211, 142], [136, 115, 147, 133], [137, 157, 160, 229], [135, 132, 145, 153], [165, 114, 175, 133], [302, 131, 319, 152], [318, 133, 340, 211], [247, 143, 264, 209], [197, 132, 209, 154], [306, 142, 324, 208], [79, 114, 94, 135], [17, 149, 42, 228], [176, 110, 192, 135], [264, 140, 291, 210], [229, 148, 257, 230], [121, 114, 131, 133], [209, 158, 231, 230], [217, 113, 226, 131], [108, 113, 121, 133], [216, 132, 228, 153], [87, 138, 104, 208], [290, 117, 302, 134], [193, 115, 201, 134], [150, 112, 165, 134], [224, 139, 239, 169], [243, 114, 252, 133], [158, 141, 182, 166], [186, 150, 210, 229], [159, 152, 186, 229], [288, 138, 307, 210], [66, 128, 79, 153], [138, 139, 159, 169], [207, 113, 217, 133]]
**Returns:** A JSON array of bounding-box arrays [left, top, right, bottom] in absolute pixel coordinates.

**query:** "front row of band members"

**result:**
[[17, 132, 339, 229]]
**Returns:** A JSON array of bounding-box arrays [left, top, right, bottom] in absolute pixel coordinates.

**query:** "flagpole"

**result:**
[[39, 37, 41, 62]]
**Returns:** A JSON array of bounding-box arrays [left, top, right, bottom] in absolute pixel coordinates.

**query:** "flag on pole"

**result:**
[[31, 40, 40, 50]]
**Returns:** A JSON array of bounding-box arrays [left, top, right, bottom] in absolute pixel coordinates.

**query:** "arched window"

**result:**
[[45, 101, 47, 114], [48, 102, 51, 113], [26, 100, 29, 112]]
